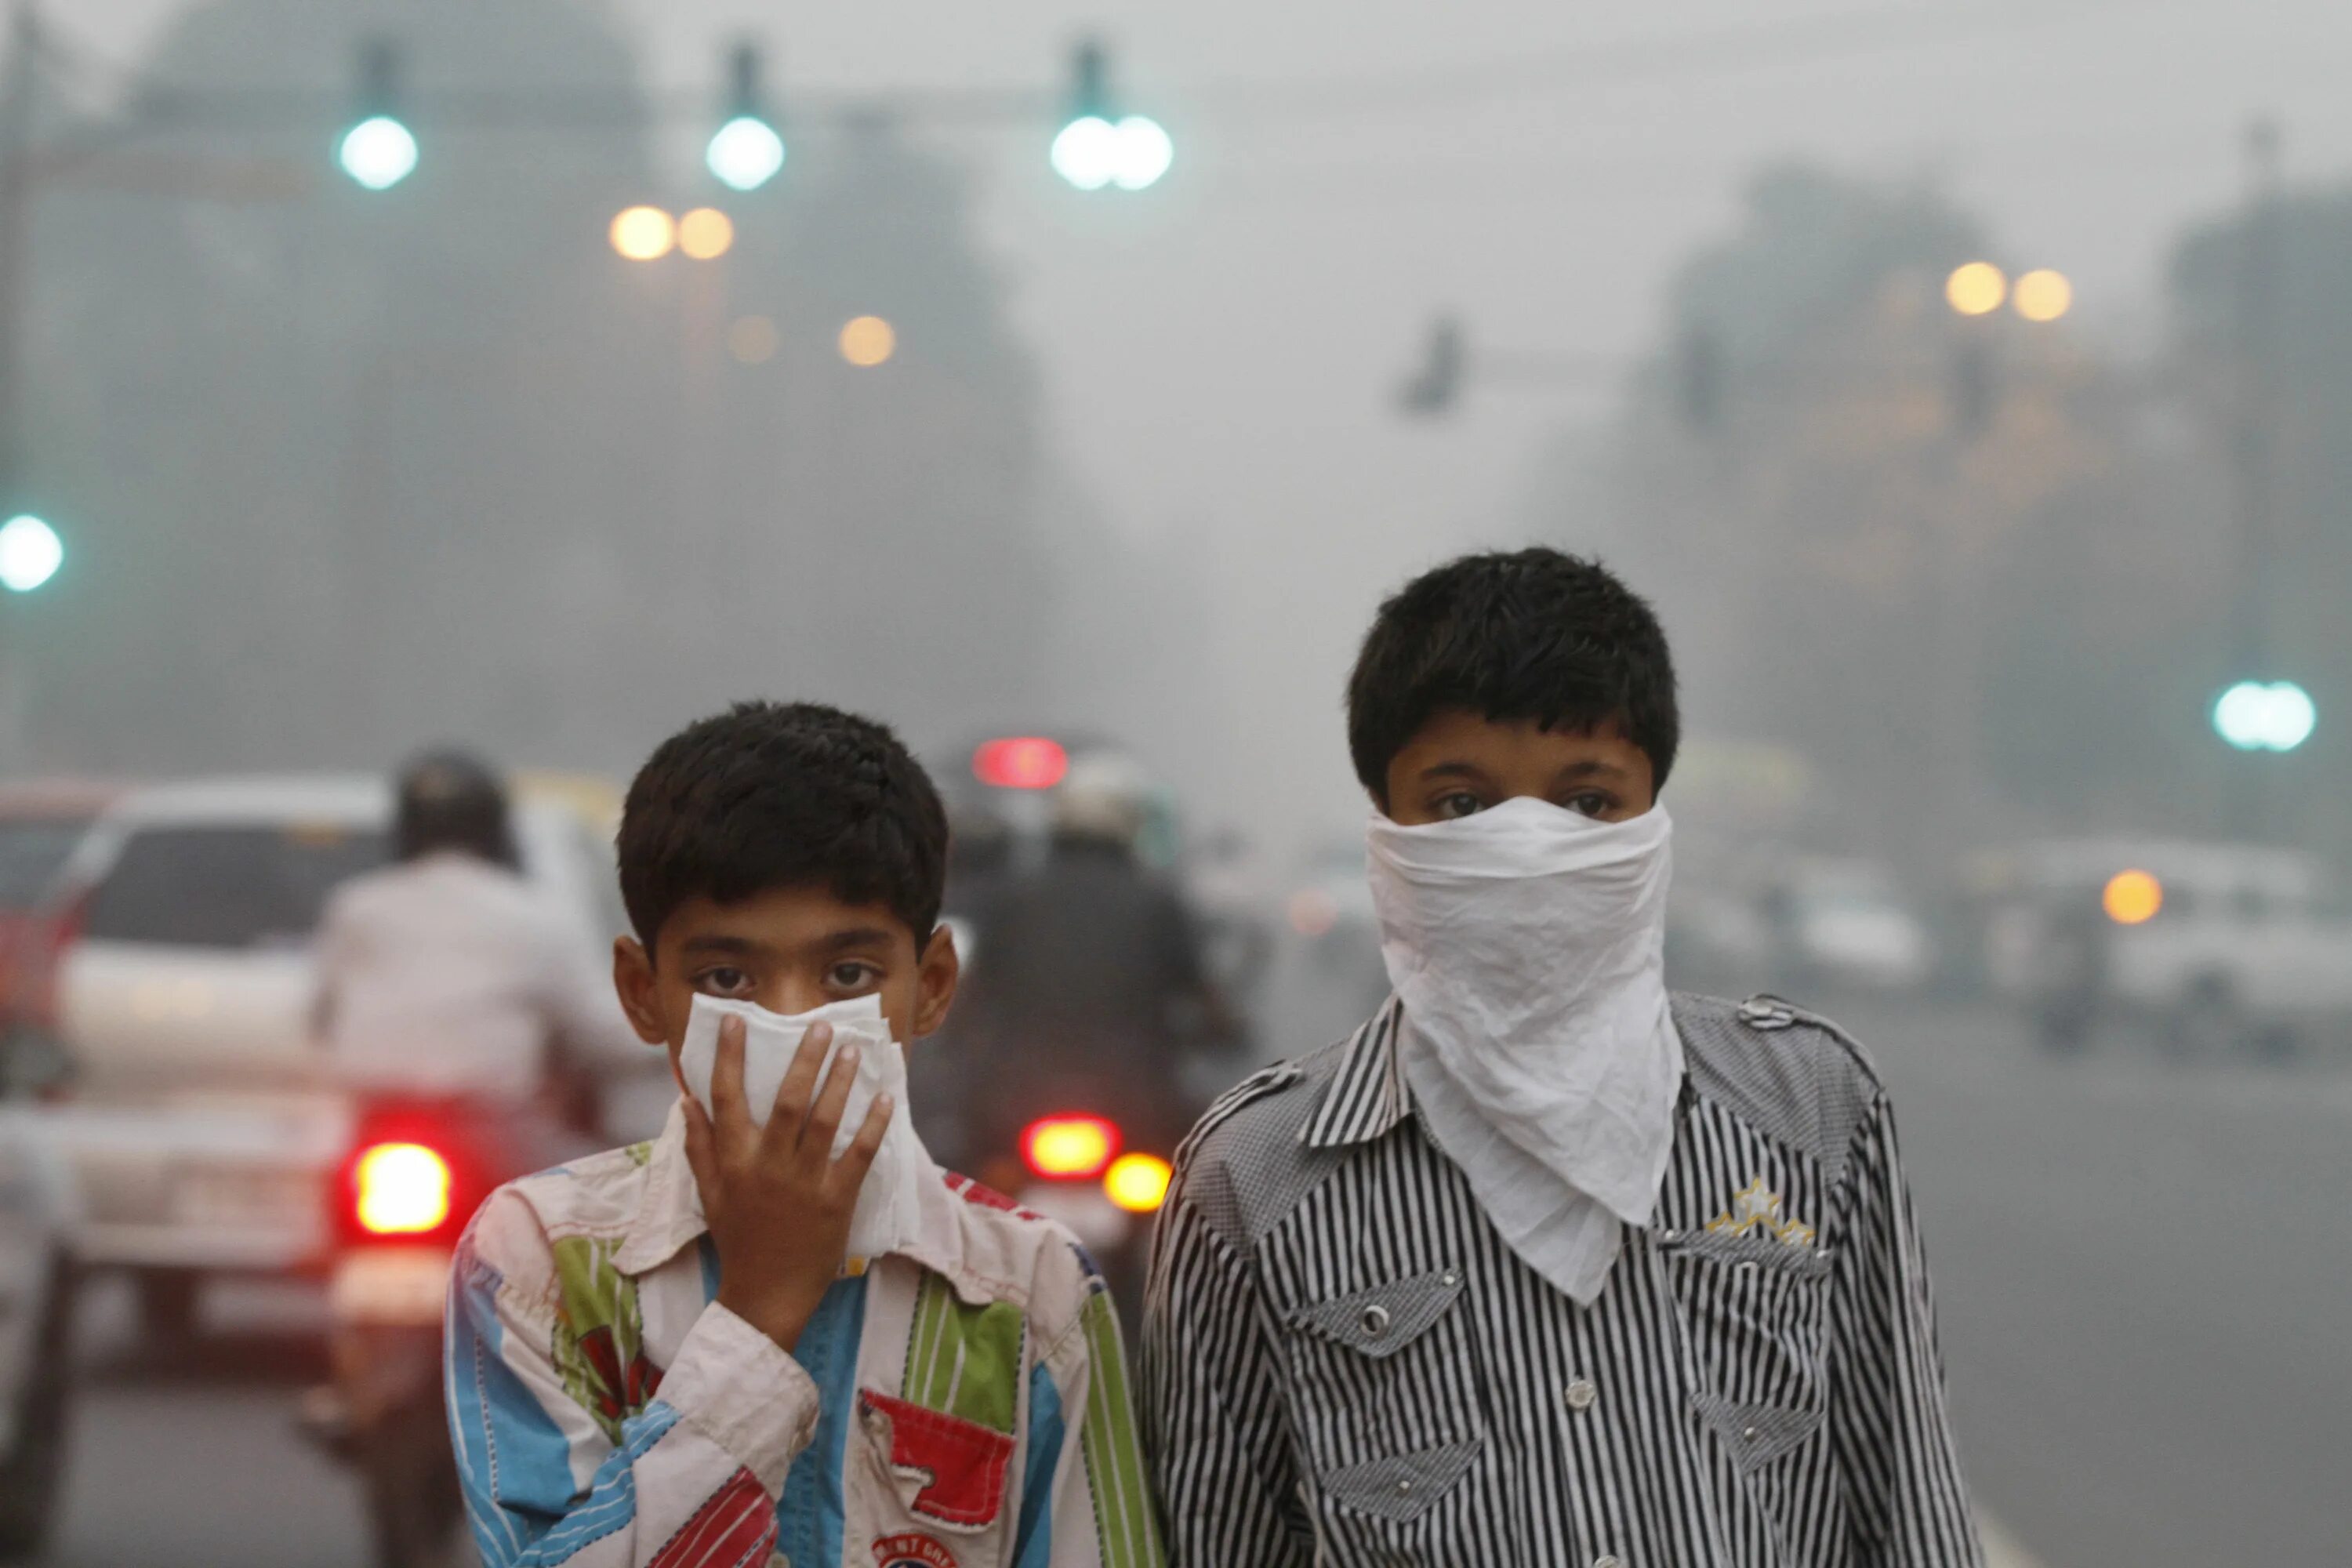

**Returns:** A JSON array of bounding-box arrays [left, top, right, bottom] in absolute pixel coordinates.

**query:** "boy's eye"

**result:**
[[694, 966, 754, 997], [1432, 791, 1486, 820], [1563, 792, 1614, 819], [826, 961, 882, 992]]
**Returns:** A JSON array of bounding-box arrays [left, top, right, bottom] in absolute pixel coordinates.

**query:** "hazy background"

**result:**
[[22, 0, 2352, 862]]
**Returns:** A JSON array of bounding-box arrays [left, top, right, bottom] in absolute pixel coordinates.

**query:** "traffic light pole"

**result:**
[[0, 0, 38, 515], [2229, 118, 2282, 838]]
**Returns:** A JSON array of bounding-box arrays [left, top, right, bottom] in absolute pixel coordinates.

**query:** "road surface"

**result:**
[[34, 997, 2350, 1566]]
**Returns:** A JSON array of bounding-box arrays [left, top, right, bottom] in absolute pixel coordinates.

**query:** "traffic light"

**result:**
[[1396, 317, 1465, 416], [337, 39, 417, 191], [1675, 325, 1724, 435], [0, 514, 63, 593], [706, 43, 785, 193], [1949, 339, 1994, 440], [2212, 680, 2315, 753], [1051, 40, 1172, 192]]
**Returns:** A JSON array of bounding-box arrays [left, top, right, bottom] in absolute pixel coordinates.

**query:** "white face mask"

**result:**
[[1366, 796, 1683, 1305], [678, 993, 936, 1263]]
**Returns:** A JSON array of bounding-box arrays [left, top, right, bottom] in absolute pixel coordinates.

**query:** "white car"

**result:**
[[1765, 858, 1936, 993], [26, 775, 636, 1336], [1985, 838, 2352, 1057]]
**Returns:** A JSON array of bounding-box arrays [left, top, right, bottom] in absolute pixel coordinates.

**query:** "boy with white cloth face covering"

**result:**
[[1145, 550, 1983, 1568]]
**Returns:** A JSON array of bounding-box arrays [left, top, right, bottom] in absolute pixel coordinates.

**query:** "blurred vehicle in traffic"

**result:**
[[916, 732, 1243, 1314], [1760, 857, 1937, 993], [1269, 839, 1392, 1050], [1668, 855, 1936, 1000], [0, 1103, 77, 1559], [20, 773, 633, 1339], [1984, 838, 2352, 1058], [0, 782, 120, 1055], [299, 1092, 592, 1568]]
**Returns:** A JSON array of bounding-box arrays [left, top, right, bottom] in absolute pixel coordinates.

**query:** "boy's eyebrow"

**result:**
[[677, 933, 771, 957], [1558, 759, 1630, 780], [815, 926, 898, 953], [1417, 760, 1492, 781]]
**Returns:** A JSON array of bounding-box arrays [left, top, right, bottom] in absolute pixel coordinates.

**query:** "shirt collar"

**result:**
[[610, 1097, 1004, 1305], [612, 1099, 706, 1276], [1301, 994, 1700, 1156], [1301, 996, 1412, 1149]]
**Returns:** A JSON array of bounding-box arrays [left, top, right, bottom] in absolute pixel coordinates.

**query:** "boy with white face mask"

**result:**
[[445, 702, 1163, 1568], [1144, 550, 1982, 1567]]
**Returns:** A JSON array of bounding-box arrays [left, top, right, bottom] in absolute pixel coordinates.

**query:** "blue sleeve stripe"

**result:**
[[524, 1405, 684, 1563], [1012, 1359, 1065, 1567], [448, 1247, 684, 1568], [774, 1274, 867, 1568]]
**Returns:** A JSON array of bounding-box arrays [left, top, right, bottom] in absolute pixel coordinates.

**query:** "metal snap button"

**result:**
[[1564, 1377, 1598, 1412], [1360, 1303, 1392, 1338], [1395, 1477, 1414, 1495], [1441, 1269, 1460, 1288], [1742, 1425, 1760, 1441], [1595, 1555, 1625, 1568]]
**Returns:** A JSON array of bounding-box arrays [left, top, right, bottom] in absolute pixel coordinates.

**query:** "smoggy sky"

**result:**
[[39, 0, 2352, 840]]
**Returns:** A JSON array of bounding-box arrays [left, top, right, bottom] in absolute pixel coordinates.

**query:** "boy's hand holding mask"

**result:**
[[677, 1011, 893, 1353]]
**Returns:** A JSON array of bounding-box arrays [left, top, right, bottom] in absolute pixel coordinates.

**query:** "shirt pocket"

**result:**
[[1657, 1229, 1833, 1469], [1279, 1266, 1486, 1526], [848, 1388, 1018, 1567]]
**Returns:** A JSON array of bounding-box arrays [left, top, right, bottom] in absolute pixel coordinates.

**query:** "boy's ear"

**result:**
[[910, 923, 961, 1040], [612, 935, 670, 1047]]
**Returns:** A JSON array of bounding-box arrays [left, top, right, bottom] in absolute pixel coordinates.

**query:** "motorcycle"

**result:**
[[298, 1095, 587, 1568], [945, 1062, 1202, 1326]]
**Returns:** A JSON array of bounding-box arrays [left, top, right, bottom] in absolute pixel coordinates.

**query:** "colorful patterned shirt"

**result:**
[[445, 1102, 1163, 1568]]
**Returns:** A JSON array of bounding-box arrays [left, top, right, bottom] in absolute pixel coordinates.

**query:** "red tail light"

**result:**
[[973, 737, 1070, 791], [15, 888, 88, 1037], [1021, 1115, 1120, 1180], [353, 1142, 453, 1235]]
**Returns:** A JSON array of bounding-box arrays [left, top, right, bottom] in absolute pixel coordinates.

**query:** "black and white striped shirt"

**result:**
[[1142, 993, 1982, 1567]]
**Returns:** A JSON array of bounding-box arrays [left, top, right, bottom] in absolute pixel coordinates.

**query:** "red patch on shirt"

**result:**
[[940, 1171, 1040, 1221], [858, 1389, 1017, 1529], [873, 1533, 960, 1568]]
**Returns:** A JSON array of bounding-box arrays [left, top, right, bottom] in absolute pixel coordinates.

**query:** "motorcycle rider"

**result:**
[[313, 750, 626, 1131], [955, 753, 1237, 1150]]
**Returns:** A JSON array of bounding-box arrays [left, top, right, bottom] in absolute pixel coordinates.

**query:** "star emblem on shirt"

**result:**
[[1707, 1176, 1816, 1247]]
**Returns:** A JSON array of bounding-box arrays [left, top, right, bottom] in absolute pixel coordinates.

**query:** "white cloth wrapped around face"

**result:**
[[677, 993, 937, 1263], [1366, 797, 1685, 1306]]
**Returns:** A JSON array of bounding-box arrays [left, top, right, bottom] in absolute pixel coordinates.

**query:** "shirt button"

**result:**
[[1595, 1556, 1624, 1568], [1360, 1304, 1392, 1338], [768, 1555, 790, 1568], [1564, 1377, 1598, 1412]]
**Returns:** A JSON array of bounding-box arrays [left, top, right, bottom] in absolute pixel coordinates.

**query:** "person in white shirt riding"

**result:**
[[314, 751, 626, 1127]]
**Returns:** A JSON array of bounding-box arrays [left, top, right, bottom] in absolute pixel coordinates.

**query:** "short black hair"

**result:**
[[618, 701, 949, 952], [1346, 547, 1679, 800]]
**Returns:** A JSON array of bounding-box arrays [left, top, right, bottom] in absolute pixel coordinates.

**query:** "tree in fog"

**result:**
[[1546, 164, 2231, 863], [24, 1, 1063, 775]]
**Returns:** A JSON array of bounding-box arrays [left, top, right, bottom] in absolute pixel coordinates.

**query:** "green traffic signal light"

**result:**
[[0, 515, 64, 593], [339, 39, 416, 191], [2213, 680, 2315, 753], [1051, 40, 1171, 191], [706, 45, 785, 192], [339, 115, 418, 191]]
